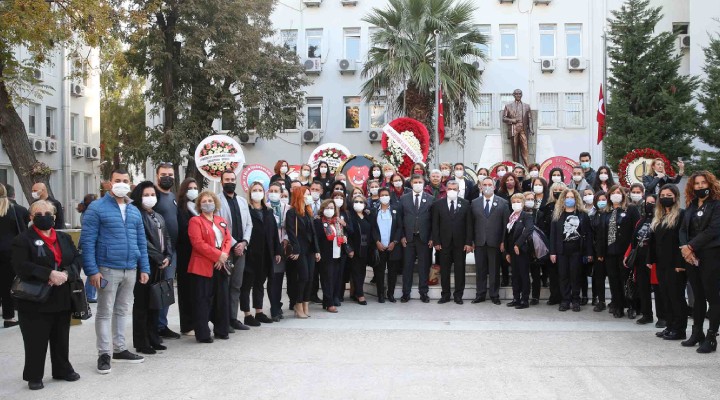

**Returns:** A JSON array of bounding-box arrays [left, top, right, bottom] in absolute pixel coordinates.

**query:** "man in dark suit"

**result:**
[[471, 177, 510, 304], [399, 175, 435, 303], [432, 180, 473, 304]]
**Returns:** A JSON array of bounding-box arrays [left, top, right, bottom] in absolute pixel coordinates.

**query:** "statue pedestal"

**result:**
[[499, 110, 538, 165]]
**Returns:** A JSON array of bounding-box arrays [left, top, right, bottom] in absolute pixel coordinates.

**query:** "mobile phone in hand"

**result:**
[[100, 278, 109, 289]]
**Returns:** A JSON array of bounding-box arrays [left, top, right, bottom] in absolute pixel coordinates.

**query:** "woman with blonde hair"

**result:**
[[0, 183, 27, 328]]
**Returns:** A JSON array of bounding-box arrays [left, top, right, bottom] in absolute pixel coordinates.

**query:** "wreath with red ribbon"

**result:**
[[618, 148, 675, 188], [381, 117, 430, 177]]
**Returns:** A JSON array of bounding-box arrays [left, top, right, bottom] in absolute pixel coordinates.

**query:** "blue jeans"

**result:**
[[157, 252, 177, 330]]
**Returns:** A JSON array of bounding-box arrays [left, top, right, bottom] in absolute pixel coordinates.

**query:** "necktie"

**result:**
[[415, 194, 420, 210], [450, 200, 455, 214], [484, 199, 490, 217]]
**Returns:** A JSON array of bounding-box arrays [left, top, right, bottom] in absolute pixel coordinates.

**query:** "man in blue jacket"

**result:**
[[81, 169, 150, 374]]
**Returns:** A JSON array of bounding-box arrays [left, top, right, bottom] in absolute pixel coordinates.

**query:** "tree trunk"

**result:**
[[404, 83, 436, 163], [0, 76, 53, 203]]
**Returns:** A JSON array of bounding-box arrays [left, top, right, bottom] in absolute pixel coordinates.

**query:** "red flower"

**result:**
[[381, 117, 430, 177]]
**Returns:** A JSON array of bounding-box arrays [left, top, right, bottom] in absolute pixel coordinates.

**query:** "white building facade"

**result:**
[[1, 47, 102, 228]]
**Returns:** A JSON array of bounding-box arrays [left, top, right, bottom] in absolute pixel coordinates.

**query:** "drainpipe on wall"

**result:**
[[61, 46, 72, 228]]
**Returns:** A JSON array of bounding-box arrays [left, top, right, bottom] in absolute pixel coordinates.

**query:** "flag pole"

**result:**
[[433, 30, 441, 170]]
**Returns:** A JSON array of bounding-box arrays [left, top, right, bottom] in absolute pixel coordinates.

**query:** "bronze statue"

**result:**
[[502, 89, 534, 166]]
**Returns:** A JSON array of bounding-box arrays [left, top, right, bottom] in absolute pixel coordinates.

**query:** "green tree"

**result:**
[[0, 0, 112, 201], [121, 0, 307, 185], [697, 31, 720, 172], [361, 0, 487, 158], [604, 0, 700, 168]]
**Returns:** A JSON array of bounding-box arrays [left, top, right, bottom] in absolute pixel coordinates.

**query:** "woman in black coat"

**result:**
[[596, 185, 640, 318], [314, 161, 334, 199], [314, 199, 353, 313], [540, 182, 567, 305], [591, 191, 609, 312], [504, 193, 535, 309], [679, 171, 720, 353], [624, 194, 656, 322], [286, 186, 321, 318], [0, 183, 29, 328], [12, 200, 81, 390], [647, 184, 687, 340], [371, 188, 403, 303], [347, 195, 371, 305]]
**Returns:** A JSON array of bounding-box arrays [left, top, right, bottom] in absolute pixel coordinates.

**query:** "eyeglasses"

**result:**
[[33, 212, 53, 217]]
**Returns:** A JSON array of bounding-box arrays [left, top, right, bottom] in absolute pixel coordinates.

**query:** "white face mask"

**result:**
[[334, 198, 344, 207], [497, 170, 507, 178], [372, 170, 381, 178], [583, 194, 594, 204], [446, 190, 458, 201], [551, 176, 562, 183], [599, 173, 609, 182], [251, 191, 264, 202], [302, 170, 311, 178], [268, 192, 281, 202], [384, 170, 394, 178], [478, 175, 487, 182], [441, 169, 451, 177], [311, 192, 321, 201], [112, 182, 131, 198], [304, 195, 313, 205], [610, 193, 623, 204], [379, 195, 390, 205], [323, 209, 335, 218], [353, 202, 365, 212], [412, 183, 424, 193], [524, 200, 535, 209], [630, 193, 643, 203], [186, 189, 199, 201], [280, 166, 288, 174], [529, 171, 539, 178], [482, 186, 494, 196], [319, 167, 328, 174], [572, 175, 583, 182], [280, 197, 289, 205], [369, 187, 379, 196], [511, 202, 523, 212], [142, 196, 157, 209], [533, 185, 544, 194], [454, 170, 464, 178], [393, 181, 403, 188], [31, 191, 41, 200]]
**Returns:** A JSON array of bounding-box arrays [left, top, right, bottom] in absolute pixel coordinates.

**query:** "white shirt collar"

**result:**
[[484, 195, 495, 204]]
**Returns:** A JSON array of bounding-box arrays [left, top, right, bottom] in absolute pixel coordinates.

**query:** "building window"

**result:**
[[344, 96, 361, 130], [343, 28, 361, 60], [564, 92, 584, 128], [221, 109, 234, 131], [281, 29, 298, 54], [306, 29, 323, 59], [500, 93, 515, 109], [46, 108, 56, 138], [72, 172, 79, 201], [476, 25, 491, 58], [84, 173, 92, 196], [84, 117, 91, 143], [282, 107, 297, 131], [566, 24, 582, 57], [538, 93, 559, 128], [245, 108, 260, 131], [539, 24, 556, 58], [500, 25, 517, 58], [0, 169, 7, 186], [28, 103, 39, 134], [369, 99, 387, 129], [70, 114, 78, 142], [306, 98, 322, 129], [474, 94, 493, 129]]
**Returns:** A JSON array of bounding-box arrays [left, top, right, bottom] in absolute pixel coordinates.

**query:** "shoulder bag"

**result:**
[[149, 268, 176, 310]]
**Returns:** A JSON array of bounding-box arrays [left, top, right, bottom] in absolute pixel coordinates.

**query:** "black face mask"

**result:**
[[553, 192, 561, 200], [695, 188, 710, 199], [34, 215, 54, 230], [159, 176, 175, 190], [659, 197, 675, 208], [645, 203, 655, 215], [223, 183, 237, 194]]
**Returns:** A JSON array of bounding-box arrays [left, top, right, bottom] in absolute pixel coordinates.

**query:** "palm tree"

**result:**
[[361, 0, 487, 150]]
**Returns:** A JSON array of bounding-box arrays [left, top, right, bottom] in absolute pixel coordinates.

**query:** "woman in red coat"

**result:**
[[188, 191, 232, 343]]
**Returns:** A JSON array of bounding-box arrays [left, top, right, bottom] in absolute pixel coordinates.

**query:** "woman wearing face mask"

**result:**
[[592, 166, 616, 194], [381, 164, 396, 188], [623, 194, 657, 323], [371, 188, 402, 302], [286, 186, 321, 319], [628, 183, 647, 218], [591, 191, 609, 311], [503, 193, 535, 309], [314, 161, 334, 198], [569, 166, 591, 193], [241, 183, 281, 327], [596, 185, 640, 318], [370, 165, 383, 183], [548, 168, 565, 186], [497, 172, 519, 205], [540, 182, 567, 305], [406, 163, 429, 188], [679, 171, 720, 353], [330, 191, 353, 305], [129, 182, 172, 354], [389, 173, 409, 206], [176, 178, 199, 335], [580, 187, 597, 305], [347, 195, 371, 305], [647, 184, 687, 340], [494, 165, 508, 192], [315, 200, 353, 313], [643, 158, 684, 196], [188, 191, 232, 343], [531, 177, 548, 210], [270, 160, 293, 194], [524, 164, 541, 192], [367, 180, 381, 210], [440, 162, 453, 183], [476, 168, 491, 186], [550, 189, 593, 312], [522, 191, 542, 304], [297, 164, 313, 187], [266, 183, 290, 322]]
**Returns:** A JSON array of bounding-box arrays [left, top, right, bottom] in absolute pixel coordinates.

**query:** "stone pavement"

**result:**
[[1, 294, 718, 399]]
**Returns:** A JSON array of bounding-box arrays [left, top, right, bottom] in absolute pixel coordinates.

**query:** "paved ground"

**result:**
[[1, 294, 718, 399]]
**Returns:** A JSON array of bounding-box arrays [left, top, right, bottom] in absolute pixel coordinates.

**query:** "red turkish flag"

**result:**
[[438, 86, 445, 144], [597, 84, 605, 144]]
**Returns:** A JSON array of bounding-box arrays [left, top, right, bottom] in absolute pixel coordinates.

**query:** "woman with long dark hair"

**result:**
[[624, 193, 657, 324], [592, 166, 615, 194], [591, 191, 609, 312], [347, 195, 370, 305], [286, 186, 321, 318], [496, 172, 519, 204], [314, 161, 334, 198], [176, 178, 199, 335]]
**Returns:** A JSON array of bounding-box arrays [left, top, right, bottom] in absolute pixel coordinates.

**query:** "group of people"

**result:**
[[2, 151, 719, 391]]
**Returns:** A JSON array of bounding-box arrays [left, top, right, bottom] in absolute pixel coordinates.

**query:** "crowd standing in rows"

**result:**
[[2, 150, 719, 391]]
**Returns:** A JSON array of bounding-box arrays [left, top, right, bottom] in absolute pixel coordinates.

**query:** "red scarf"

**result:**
[[33, 226, 62, 266], [321, 217, 345, 245]]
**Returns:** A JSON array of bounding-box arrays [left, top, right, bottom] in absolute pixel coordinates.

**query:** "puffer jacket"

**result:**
[[80, 193, 150, 276]]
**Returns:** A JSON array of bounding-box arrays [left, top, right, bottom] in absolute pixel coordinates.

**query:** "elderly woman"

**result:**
[[12, 200, 81, 390], [188, 191, 232, 343]]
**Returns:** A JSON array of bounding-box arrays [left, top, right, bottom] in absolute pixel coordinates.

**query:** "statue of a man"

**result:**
[[502, 89, 534, 166]]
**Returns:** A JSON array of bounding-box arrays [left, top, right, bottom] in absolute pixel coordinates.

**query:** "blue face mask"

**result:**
[[597, 200, 607, 209], [580, 162, 591, 169], [565, 198, 576, 208]]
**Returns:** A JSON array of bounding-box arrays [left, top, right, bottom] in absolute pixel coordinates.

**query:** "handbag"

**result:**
[[149, 269, 176, 310], [625, 247, 638, 269], [69, 278, 92, 320], [10, 277, 52, 303]]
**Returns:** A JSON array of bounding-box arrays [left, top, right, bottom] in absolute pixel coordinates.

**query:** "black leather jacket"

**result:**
[[140, 209, 173, 272]]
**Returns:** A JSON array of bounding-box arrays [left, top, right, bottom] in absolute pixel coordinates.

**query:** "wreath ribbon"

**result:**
[[382, 123, 423, 163]]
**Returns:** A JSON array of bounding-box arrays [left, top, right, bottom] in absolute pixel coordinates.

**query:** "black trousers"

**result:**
[[176, 256, 194, 333], [348, 256, 367, 298], [269, 271, 284, 318], [510, 251, 530, 302], [333, 256, 347, 301], [374, 251, 400, 297], [291, 251, 315, 303], [320, 258, 341, 308], [657, 266, 688, 332], [557, 253, 583, 305], [132, 280, 161, 350], [192, 270, 229, 341], [439, 244, 466, 300], [311, 258, 322, 298], [593, 259, 608, 302], [286, 266, 297, 309], [547, 260, 562, 303], [605, 255, 625, 309], [241, 267, 270, 312], [18, 310, 73, 382], [501, 254, 510, 284], [0, 257, 16, 320], [686, 247, 720, 331], [530, 261, 542, 300], [402, 235, 431, 296], [635, 262, 653, 317]]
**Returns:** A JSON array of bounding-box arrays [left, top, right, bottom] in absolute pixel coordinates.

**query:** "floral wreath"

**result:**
[[198, 139, 240, 179], [381, 117, 430, 177], [312, 147, 349, 174], [618, 148, 675, 188]]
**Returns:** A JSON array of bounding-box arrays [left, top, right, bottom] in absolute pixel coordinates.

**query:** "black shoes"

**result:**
[[159, 327, 181, 339], [420, 295, 430, 303], [656, 329, 669, 338], [230, 319, 250, 331], [547, 299, 560, 306], [438, 297, 451, 304], [387, 293, 397, 303], [3, 320, 19, 328], [593, 302, 606, 312], [97, 354, 111, 374], [400, 295, 410, 303], [198, 337, 214, 344], [471, 296, 486, 304], [152, 343, 167, 350], [358, 299, 368, 305], [682, 326, 705, 347], [697, 330, 717, 354], [636, 315, 653, 325], [244, 315, 261, 327], [580, 297, 589, 306], [136, 347, 156, 355], [572, 303, 581, 312], [310, 295, 323, 304], [591, 297, 598, 306], [378, 296, 386, 303], [507, 300, 519, 307], [655, 319, 667, 329], [530, 298, 539, 306], [491, 298, 501, 305], [613, 309, 625, 318], [663, 330, 687, 341], [627, 309, 637, 319], [516, 302, 529, 309], [334, 299, 342, 307], [255, 313, 273, 324], [454, 298, 464, 305], [558, 304, 570, 312], [28, 381, 44, 390], [113, 350, 145, 363], [52, 372, 80, 382], [215, 334, 230, 340]]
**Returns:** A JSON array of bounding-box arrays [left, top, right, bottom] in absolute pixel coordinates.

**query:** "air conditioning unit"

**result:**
[[534, 0, 552, 4], [47, 139, 58, 152], [567, 57, 587, 72], [338, 59, 357, 74], [31, 138, 46, 153], [70, 83, 84, 97], [498, 0, 515, 3], [72, 145, 85, 158], [341, 0, 358, 5], [303, 58, 322, 74], [540, 58, 556, 72], [238, 132, 258, 145], [85, 146, 100, 160], [368, 130, 381, 142], [302, 0, 321, 7], [302, 129, 322, 143], [33, 69, 44, 82], [679, 34, 690, 49]]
